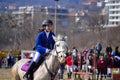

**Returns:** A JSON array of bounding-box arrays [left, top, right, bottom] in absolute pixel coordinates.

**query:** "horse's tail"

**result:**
[[11, 61, 20, 80]]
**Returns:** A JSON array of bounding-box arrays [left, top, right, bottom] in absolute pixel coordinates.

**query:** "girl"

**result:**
[[23, 19, 55, 79]]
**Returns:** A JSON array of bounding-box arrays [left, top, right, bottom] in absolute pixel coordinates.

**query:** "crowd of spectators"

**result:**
[[0, 50, 17, 68], [65, 43, 120, 80]]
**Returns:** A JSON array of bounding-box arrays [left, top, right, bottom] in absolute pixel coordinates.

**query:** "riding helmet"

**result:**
[[42, 19, 53, 26]]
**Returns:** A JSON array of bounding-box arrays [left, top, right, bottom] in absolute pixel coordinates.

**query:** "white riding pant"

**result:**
[[33, 52, 41, 63], [66, 65, 73, 73], [107, 68, 112, 74]]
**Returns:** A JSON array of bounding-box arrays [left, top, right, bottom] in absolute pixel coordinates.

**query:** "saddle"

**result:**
[[21, 56, 45, 72]]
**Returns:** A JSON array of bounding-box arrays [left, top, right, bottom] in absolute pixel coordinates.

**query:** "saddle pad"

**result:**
[[21, 61, 30, 71], [21, 57, 45, 72]]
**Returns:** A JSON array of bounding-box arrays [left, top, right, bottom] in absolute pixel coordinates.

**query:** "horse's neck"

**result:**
[[46, 51, 59, 71]]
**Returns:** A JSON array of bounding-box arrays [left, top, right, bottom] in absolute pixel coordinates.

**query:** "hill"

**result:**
[[0, 0, 84, 9]]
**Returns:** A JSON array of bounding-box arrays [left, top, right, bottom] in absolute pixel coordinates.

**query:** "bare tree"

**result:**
[[0, 13, 17, 49], [87, 13, 106, 42]]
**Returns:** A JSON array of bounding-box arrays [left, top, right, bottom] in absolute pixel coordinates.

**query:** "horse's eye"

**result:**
[[56, 45, 59, 47]]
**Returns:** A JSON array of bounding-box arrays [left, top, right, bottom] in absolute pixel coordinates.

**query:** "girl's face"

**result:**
[[45, 24, 53, 32]]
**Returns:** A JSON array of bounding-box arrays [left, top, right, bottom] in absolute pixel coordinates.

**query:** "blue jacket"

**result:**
[[35, 30, 55, 54]]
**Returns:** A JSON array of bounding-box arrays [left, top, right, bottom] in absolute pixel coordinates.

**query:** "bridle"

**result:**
[[54, 41, 68, 55], [45, 40, 68, 80]]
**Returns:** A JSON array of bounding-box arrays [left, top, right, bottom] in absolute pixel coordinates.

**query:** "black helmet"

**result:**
[[42, 19, 53, 26]]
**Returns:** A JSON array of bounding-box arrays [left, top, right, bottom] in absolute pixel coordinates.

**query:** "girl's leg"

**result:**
[[33, 52, 41, 63], [23, 52, 41, 79]]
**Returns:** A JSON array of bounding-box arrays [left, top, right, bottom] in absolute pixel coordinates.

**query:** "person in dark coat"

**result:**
[[97, 55, 107, 80], [107, 52, 114, 76], [23, 19, 55, 79], [113, 46, 120, 68], [96, 42, 102, 59], [106, 44, 112, 55]]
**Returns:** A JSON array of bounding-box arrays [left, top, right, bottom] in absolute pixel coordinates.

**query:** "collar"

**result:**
[[44, 30, 50, 38], [44, 30, 50, 33]]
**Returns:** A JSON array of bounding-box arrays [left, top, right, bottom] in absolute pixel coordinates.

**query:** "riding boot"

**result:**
[[23, 61, 36, 80], [67, 73, 69, 79], [69, 72, 72, 78]]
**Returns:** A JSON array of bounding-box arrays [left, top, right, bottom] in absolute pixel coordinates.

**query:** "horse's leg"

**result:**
[[11, 64, 20, 80], [11, 69, 20, 80]]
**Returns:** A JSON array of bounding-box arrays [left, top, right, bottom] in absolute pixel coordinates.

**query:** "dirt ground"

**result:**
[[0, 68, 12, 80], [0, 68, 68, 80], [0, 68, 99, 80]]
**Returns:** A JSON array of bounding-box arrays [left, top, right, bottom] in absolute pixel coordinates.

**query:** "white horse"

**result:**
[[11, 35, 68, 80]]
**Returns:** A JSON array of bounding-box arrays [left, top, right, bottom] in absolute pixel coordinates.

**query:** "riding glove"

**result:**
[[46, 49, 51, 53]]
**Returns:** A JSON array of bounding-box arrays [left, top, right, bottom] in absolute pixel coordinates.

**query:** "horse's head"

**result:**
[[52, 34, 68, 63]]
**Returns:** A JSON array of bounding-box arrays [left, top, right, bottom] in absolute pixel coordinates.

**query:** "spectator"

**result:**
[[1, 58, 5, 67], [90, 45, 95, 55], [115, 46, 120, 56], [72, 47, 78, 71], [106, 44, 112, 55], [107, 52, 114, 77], [81, 51, 86, 72], [113, 46, 120, 68], [11, 55, 16, 66], [18, 50, 21, 61], [66, 52, 73, 79], [87, 55, 93, 73], [77, 51, 82, 72], [6, 50, 13, 68], [95, 42, 102, 59], [25, 53, 30, 59], [97, 55, 107, 80]]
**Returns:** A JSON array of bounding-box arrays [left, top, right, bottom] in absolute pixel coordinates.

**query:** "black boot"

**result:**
[[69, 72, 72, 78], [67, 73, 69, 79], [23, 61, 36, 80]]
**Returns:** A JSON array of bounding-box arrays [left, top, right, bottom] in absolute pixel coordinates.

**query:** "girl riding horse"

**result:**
[[23, 19, 55, 79]]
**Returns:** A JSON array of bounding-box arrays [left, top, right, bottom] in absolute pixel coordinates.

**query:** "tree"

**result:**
[[87, 13, 106, 42], [0, 13, 17, 49]]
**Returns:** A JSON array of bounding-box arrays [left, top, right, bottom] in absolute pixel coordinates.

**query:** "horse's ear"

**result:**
[[57, 34, 67, 41], [52, 35, 57, 42], [53, 34, 67, 41]]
